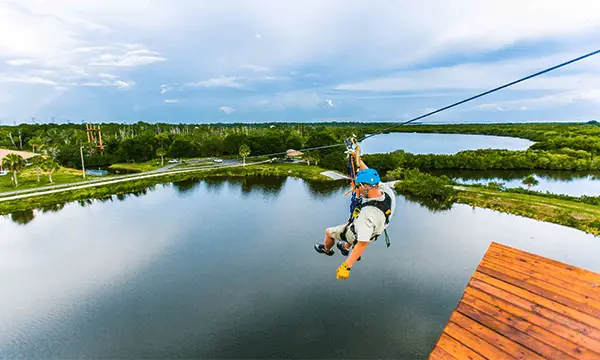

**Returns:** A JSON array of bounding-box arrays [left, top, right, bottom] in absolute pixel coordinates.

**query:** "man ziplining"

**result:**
[[314, 145, 396, 280]]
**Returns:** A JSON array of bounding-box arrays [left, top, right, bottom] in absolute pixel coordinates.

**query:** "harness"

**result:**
[[342, 192, 392, 245], [342, 137, 392, 247]]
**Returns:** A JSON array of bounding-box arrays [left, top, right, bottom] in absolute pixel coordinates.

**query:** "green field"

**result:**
[[0, 166, 89, 192]]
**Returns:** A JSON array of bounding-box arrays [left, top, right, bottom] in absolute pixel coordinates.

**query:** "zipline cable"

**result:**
[[248, 48, 600, 159], [359, 48, 600, 142]]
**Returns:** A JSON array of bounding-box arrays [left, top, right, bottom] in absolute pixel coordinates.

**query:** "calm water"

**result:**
[[432, 170, 600, 197], [359, 132, 534, 155], [1, 176, 599, 359]]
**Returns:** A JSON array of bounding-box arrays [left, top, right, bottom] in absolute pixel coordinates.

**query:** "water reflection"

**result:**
[[10, 210, 35, 225], [201, 176, 226, 194], [222, 176, 288, 198], [1, 176, 599, 359], [401, 193, 455, 212], [39, 203, 66, 213], [303, 179, 347, 198], [172, 177, 202, 195]]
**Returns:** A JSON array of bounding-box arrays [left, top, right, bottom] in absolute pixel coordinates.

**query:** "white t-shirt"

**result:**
[[352, 183, 396, 242]]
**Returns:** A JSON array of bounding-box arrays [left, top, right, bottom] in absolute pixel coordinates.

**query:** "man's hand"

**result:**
[[336, 262, 351, 280]]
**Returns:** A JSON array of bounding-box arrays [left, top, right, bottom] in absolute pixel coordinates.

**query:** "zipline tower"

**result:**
[[85, 123, 105, 152]]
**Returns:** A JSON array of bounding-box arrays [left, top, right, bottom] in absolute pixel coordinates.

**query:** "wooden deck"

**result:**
[[429, 242, 600, 359]]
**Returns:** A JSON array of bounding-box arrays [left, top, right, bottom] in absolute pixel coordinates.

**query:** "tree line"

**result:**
[[2, 121, 599, 180]]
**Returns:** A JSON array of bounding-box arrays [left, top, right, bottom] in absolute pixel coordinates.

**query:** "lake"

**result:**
[[1, 176, 599, 359], [432, 169, 600, 197], [359, 132, 534, 155]]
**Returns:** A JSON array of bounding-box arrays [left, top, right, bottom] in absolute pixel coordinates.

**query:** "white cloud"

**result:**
[[476, 89, 600, 111], [326, 99, 334, 107], [219, 105, 235, 114], [98, 73, 119, 80], [187, 76, 245, 88], [164, 99, 179, 103], [5, 59, 33, 66], [257, 91, 324, 110], [241, 64, 269, 72], [87, 46, 167, 67], [335, 52, 600, 92], [0, 74, 57, 85], [160, 84, 173, 94], [186, 75, 289, 89], [77, 75, 135, 90], [114, 80, 134, 90], [2, 0, 600, 120]]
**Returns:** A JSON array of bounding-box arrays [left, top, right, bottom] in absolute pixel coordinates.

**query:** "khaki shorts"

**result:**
[[326, 223, 357, 244]]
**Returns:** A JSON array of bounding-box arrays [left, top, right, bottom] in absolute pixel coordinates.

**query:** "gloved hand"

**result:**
[[336, 262, 351, 280]]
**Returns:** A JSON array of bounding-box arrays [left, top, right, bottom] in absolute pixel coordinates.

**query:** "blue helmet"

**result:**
[[355, 168, 380, 185]]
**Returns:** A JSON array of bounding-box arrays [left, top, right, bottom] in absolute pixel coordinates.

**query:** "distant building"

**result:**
[[0, 148, 37, 172], [0, 149, 37, 161], [286, 149, 303, 158]]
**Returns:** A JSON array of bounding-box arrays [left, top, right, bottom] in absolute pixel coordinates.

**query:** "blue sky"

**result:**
[[0, 0, 599, 125]]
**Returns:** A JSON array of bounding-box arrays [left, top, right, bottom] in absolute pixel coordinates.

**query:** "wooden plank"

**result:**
[[472, 271, 600, 331], [428, 346, 457, 360], [489, 243, 600, 288], [484, 253, 600, 303], [469, 277, 600, 343], [450, 311, 544, 360], [466, 285, 600, 355], [457, 302, 575, 360], [477, 265, 600, 320], [462, 292, 596, 359], [487, 247, 600, 296], [478, 259, 600, 315], [429, 242, 600, 359], [435, 333, 486, 360], [444, 321, 515, 360]]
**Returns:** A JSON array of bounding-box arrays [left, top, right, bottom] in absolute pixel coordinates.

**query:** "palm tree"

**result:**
[[42, 159, 60, 183], [239, 144, 251, 165], [303, 154, 315, 166], [41, 145, 59, 161], [28, 137, 43, 153], [30, 155, 45, 182], [2, 153, 26, 187], [156, 148, 166, 166]]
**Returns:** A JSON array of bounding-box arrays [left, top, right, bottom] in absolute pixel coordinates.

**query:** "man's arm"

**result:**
[[352, 150, 368, 171], [346, 241, 368, 267]]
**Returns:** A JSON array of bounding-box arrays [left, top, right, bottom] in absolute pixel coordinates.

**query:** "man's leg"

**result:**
[[315, 224, 345, 256], [323, 229, 335, 251]]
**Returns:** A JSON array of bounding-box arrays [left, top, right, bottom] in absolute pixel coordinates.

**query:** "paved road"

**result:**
[[0, 159, 250, 203], [0, 158, 228, 198]]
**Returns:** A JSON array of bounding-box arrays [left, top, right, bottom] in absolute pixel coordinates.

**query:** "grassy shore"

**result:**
[[0, 163, 332, 214], [454, 186, 600, 236], [2, 161, 598, 237]]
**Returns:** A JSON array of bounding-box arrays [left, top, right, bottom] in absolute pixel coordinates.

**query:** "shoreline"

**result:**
[[1, 162, 598, 237]]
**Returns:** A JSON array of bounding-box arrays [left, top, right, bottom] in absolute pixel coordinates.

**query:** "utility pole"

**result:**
[[80, 145, 86, 178]]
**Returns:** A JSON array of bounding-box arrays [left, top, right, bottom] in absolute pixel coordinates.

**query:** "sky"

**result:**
[[0, 0, 599, 125]]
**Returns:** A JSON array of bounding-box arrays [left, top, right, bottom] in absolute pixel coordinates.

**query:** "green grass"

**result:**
[[0, 162, 332, 214], [108, 160, 163, 173], [213, 162, 331, 180], [0, 166, 89, 192], [455, 186, 600, 236]]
